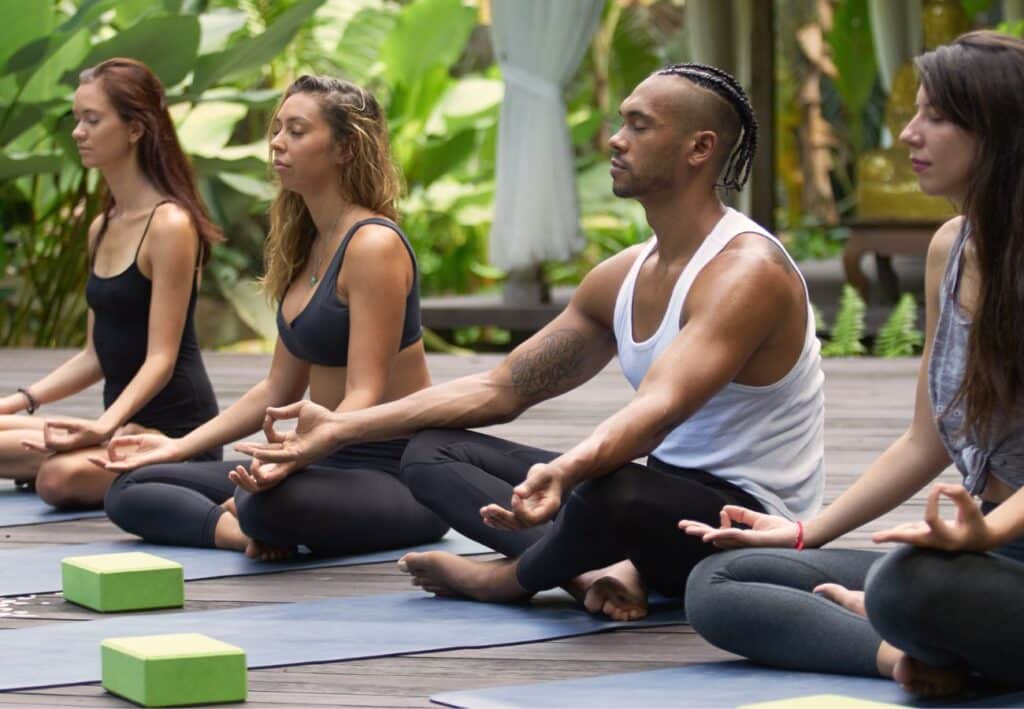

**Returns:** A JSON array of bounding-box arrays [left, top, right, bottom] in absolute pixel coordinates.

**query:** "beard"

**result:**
[[611, 168, 675, 199]]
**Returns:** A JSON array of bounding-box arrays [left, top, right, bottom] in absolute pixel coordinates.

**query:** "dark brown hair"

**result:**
[[79, 57, 222, 262], [916, 31, 1024, 440], [262, 75, 401, 301]]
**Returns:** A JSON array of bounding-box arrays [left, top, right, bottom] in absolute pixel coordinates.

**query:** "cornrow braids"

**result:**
[[656, 63, 758, 192]]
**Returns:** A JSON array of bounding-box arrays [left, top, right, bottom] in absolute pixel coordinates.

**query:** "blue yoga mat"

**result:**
[[0, 592, 685, 691], [0, 530, 489, 597], [0, 486, 105, 527], [431, 662, 1024, 708]]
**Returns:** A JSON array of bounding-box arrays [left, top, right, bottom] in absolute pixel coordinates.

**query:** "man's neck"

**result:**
[[641, 187, 727, 264]]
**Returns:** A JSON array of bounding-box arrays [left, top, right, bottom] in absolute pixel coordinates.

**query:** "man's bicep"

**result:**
[[497, 305, 616, 406]]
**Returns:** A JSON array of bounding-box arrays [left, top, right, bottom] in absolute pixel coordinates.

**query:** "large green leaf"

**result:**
[[826, 0, 877, 151], [0, 0, 52, 69], [332, 3, 398, 84], [18, 30, 90, 104], [0, 152, 63, 181], [57, 0, 120, 33], [190, 0, 326, 95], [381, 0, 476, 87], [76, 15, 201, 89], [176, 101, 248, 156], [198, 8, 249, 55], [424, 77, 502, 135], [114, 0, 165, 26]]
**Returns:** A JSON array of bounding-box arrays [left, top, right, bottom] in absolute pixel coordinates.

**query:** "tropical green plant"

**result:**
[[822, 284, 867, 357], [874, 292, 922, 357], [0, 0, 327, 346]]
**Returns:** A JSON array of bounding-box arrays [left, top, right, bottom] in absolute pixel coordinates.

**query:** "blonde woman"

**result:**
[[101, 76, 446, 558]]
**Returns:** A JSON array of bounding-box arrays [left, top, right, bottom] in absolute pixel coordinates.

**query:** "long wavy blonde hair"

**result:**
[[262, 75, 401, 301]]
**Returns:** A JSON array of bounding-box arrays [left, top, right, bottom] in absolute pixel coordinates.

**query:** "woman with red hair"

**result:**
[[0, 58, 222, 508]]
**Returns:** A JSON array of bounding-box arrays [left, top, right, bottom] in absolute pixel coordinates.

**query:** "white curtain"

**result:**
[[868, 0, 922, 92], [487, 0, 605, 272]]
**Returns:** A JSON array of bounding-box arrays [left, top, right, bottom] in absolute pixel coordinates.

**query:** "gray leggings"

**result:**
[[685, 543, 1024, 688]]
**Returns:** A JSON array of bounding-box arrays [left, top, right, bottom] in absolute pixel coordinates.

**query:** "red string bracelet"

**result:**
[[794, 520, 805, 551]]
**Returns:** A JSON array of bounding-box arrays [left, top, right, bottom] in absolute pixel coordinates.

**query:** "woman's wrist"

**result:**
[[16, 388, 38, 414]]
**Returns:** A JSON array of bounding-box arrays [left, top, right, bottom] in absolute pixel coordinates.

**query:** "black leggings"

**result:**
[[105, 440, 448, 555], [685, 544, 1024, 687], [400, 428, 764, 598]]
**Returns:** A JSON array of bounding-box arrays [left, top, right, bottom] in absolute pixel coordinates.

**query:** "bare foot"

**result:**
[[244, 538, 295, 562], [220, 497, 237, 517], [398, 551, 530, 603], [813, 583, 866, 616], [582, 560, 648, 621], [892, 654, 967, 698]]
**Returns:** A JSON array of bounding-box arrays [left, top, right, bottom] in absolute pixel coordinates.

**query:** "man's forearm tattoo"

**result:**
[[509, 330, 588, 399]]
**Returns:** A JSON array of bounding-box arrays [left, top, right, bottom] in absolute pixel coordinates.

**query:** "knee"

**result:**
[[571, 466, 646, 520], [684, 551, 736, 639], [235, 488, 283, 540], [399, 429, 464, 500], [865, 545, 948, 636], [35, 456, 94, 508], [102, 472, 133, 525]]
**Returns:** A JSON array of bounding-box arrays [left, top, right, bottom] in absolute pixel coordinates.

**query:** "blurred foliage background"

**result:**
[[0, 0, 1018, 352]]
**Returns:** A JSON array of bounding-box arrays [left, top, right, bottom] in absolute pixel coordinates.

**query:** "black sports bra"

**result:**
[[276, 218, 422, 367]]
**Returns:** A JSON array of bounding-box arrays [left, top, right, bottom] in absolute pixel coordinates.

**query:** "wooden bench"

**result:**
[[842, 220, 937, 303]]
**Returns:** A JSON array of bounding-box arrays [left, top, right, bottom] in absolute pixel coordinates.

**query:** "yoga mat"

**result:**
[[431, 662, 1024, 708], [0, 486, 105, 527], [0, 530, 489, 597], [0, 592, 685, 691]]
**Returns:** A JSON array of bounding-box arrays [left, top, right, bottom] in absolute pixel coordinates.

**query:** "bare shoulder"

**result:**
[[571, 242, 648, 325], [343, 221, 409, 263], [148, 203, 198, 243], [688, 232, 800, 316], [926, 216, 963, 272], [145, 202, 199, 262], [704, 232, 799, 291]]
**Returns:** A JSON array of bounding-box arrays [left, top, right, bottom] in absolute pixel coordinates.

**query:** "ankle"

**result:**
[[877, 641, 902, 678], [213, 512, 249, 552]]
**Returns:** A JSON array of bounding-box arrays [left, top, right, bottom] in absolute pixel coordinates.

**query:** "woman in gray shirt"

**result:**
[[680, 30, 1024, 699]]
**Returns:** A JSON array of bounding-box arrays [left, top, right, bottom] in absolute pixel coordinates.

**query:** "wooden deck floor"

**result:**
[[0, 351, 957, 708]]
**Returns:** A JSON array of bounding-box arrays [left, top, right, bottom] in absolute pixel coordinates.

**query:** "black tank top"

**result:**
[[276, 218, 422, 366], [84, 201, 219, 437]]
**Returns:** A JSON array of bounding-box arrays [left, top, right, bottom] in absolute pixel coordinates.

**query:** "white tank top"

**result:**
[[613, 208, 824, 520]]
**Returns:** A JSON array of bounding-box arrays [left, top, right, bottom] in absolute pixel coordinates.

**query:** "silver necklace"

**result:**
[[309, 212, 344, 287]]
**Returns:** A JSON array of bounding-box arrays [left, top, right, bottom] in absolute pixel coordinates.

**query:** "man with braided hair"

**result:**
[[235, 65, 825, 619]]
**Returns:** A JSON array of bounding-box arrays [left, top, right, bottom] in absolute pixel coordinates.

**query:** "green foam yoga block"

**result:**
[[61, 552, 184, 612], [102, 633, 247, 707]]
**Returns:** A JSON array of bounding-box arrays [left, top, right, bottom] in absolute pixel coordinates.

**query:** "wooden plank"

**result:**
[[0, 351, 956, 706]]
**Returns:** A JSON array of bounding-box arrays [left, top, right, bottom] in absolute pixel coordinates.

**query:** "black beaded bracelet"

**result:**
[[16, 388, 38, 415]]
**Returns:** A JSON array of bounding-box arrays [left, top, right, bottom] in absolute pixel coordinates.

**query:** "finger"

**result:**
[[262, 414, 286, 444], [678, 521, 715, 536], [86, 455, 109, 468], [233, 443, 290, 462], [108, 435, 143, 452], [942, 485, 979, 521], [265, 402, 306, 422], [923, 484, 943, 526], [698, 528, 754, 548], [719, 508, 732, 530], [872, 524, 931, 545], [228, 466, 259, 493], [480, 504, 521, 530], [720, 505, 762, 526], [21, 439, 51, 453], [43, 419, 80, 433]]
